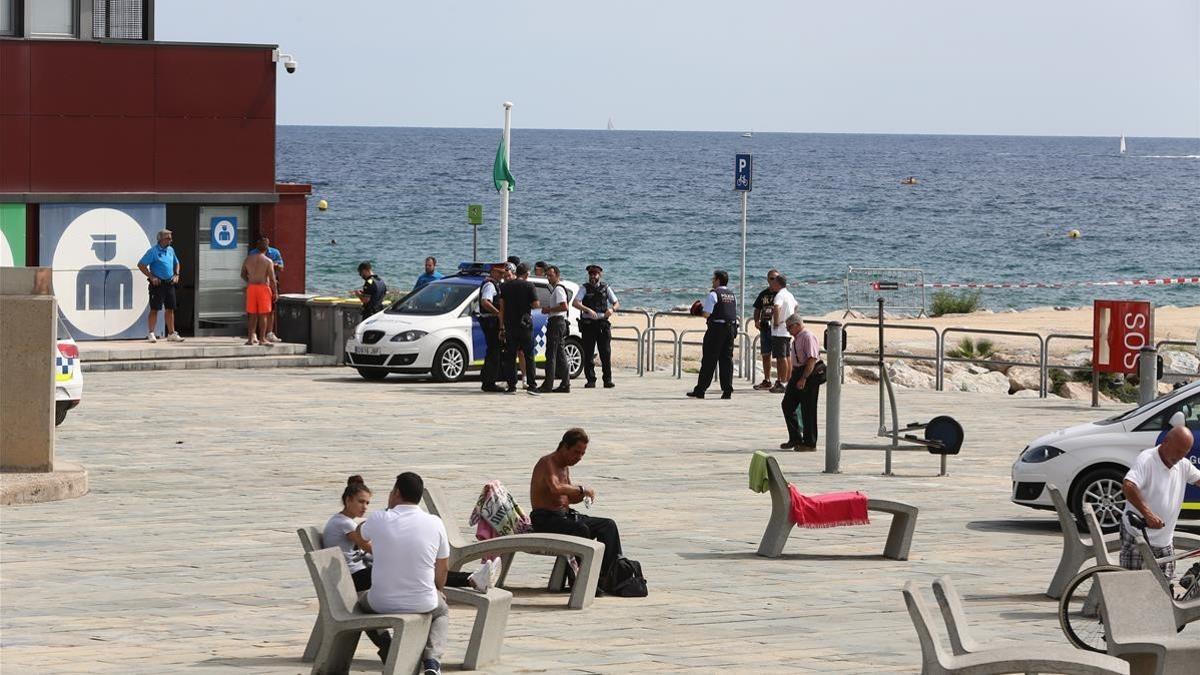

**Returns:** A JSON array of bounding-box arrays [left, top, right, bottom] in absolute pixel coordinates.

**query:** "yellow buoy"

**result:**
[[317, 199, 329, 211], [1067, 229, 1081, 239]]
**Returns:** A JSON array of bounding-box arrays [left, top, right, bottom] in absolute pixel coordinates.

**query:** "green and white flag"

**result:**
[[493, 137, 514, 192]]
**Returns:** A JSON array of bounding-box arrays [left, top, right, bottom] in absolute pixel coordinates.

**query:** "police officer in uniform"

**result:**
[[538, 265, 571, 393], [478, 264, 506, 392], [353, 261, 388, 320], [499, 263, 540, 393], [572, 264, 620, 388], [687, 269, 737, 399]]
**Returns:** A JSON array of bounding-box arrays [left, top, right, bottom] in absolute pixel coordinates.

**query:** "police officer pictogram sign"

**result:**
[[734, 153, 752, 192], [211, 217, 238, 250]]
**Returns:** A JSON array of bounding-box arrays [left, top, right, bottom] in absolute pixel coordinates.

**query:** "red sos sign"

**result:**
[[1093, 300, 1153, 374]]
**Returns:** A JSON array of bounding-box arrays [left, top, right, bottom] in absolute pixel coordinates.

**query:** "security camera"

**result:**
[[284, 57, 297, 74], [273, 49, 298, 74]]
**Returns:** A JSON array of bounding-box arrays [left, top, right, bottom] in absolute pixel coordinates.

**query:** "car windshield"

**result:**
[[1097, 383, 1197, 425], [385, 281, 475, 315], [56, 317, 73, 340]]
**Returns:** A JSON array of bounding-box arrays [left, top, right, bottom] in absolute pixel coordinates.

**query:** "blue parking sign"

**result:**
[[734, 153, 752, 191], [210, 217, 238, 249]]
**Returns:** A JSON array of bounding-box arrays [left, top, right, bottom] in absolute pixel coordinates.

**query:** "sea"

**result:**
[[276, 127, 1200, 313]]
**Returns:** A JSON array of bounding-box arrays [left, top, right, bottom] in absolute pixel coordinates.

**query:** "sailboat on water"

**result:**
[[607, 117, 615, 131], [1119, 133, 1126, 155]]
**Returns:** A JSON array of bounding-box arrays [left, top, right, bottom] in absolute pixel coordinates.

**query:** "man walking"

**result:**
[[414, 256, 443, 291], [781, 314, 822, 450], [499, 263, 540, 393], [352, 262, 388, 320], [687, 270, 737, 400], [530, 428, 624, 589], [572, 264, 620, 389], [249, 236, 284, 343], [478, 264, 505, 392], [356, 472, 451, 675], [538, 265, 571, 393], [769, 274, 798, 393], [240, 247, 278, 346], [137, 229, 184, 343], [1120, 425, 1200, 578], [752, 270, 779, 391]]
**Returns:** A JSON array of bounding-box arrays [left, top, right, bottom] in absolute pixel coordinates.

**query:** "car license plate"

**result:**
[[354, 346, 382, 355]]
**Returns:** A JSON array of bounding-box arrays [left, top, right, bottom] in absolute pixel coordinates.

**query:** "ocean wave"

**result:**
[[1137, 155, 1200, 159]]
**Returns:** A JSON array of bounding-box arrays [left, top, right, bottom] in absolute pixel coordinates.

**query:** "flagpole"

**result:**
[[499, 101, 513, 261]]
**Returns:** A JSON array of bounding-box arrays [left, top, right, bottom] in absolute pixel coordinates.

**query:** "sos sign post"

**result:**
[[1093, 300, 1152, 374]]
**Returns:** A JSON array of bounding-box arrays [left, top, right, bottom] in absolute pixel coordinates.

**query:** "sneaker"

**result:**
[[720, 391, 732, 399], [146, 332, 157, 343], [686, 390, 704, 399], [265, 332, 280, 343], [780, 441, 798, 450], [526, 387, 541, 396], [753, 380, 772, 390], [552, 386, 570, 393], [422, 658, 441, 675], [769, 382, 786, 394], [584, 381, 597, 389], [468, 563, 491, 593], [603, 381, 615, 389], [505, 385, 517, 393], [167, 332, 185, 342]]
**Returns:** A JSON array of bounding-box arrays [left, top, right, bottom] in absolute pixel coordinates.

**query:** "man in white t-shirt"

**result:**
[[1120, 425, 1200, 579], [357, 472, 450, 675], [769, 275, 798, 393]]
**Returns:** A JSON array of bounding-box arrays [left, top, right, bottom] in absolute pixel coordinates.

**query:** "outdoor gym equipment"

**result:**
[[824, 297, 963, 476]]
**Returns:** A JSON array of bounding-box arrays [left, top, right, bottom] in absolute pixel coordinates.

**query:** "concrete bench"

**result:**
[[755, 453, 917, 560], [303, 546, 432, 675], [931, 575, 1130, 674], [1132, 535, 1200, 630], [903, 579, 1129, 675], [1046, 484, 1122, 599], [1095, 570, 1200, 675], [297, 526, 512, 669], [422, 485, 605, 610]]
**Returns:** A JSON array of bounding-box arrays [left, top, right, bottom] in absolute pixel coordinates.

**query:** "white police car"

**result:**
[[345, 265, 586, 382], [55, 316, 83, 425], [1011, 379, 1200, 529]]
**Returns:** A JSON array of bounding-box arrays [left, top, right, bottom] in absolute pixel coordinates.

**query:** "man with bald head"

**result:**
[[1120, 423, 1200, 578]]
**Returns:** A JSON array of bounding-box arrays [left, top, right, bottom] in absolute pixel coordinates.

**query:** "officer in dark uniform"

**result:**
[[478, 264, 506, 392], [353, 261, 388, 320], [687, 269, 737, 399], [499, 263, 540, 393], [538, 265, 571, 393], [572, 264, 620, 388]]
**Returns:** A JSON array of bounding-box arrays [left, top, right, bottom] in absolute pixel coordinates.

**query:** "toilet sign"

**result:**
[[210, 217, 238, 249], [1093, 300, 1152, 374], [734, 153, 753, 191]]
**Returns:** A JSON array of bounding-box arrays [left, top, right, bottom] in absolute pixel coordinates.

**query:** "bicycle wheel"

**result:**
[[1058, 564, 1124, 652]]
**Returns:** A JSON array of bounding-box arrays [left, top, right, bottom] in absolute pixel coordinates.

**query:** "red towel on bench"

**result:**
[[787, 485, 870, 528]]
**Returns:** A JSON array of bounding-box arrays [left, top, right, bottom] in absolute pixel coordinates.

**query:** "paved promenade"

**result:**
[[0, 366, 1171, 673]]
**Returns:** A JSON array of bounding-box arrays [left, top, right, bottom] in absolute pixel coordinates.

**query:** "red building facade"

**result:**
[[0, 0, 308, 339]]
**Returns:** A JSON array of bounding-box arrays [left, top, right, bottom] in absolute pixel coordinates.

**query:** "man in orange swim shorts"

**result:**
[[241, 246, 278, 345]]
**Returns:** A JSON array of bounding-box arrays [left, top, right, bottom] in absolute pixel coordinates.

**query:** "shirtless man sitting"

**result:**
[[241, 247, 278, 346], [530, 427, 623, 590]]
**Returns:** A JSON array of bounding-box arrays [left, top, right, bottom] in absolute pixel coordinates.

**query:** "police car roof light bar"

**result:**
[[457, 262, 496, 276]]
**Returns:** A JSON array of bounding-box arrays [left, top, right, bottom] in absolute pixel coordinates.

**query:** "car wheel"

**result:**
[[564, 337, 584, 380], [55, 401, 69, 426], [357, 368, 388, 381], [432, 341, 467, 382], [1070, 467, 1127, 532]]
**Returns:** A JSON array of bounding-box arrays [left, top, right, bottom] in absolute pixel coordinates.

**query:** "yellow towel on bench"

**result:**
[[749, 451, 770, 493]]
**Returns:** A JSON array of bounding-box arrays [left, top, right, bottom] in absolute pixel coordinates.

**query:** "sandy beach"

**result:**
[[609, 304, 1200, 372]]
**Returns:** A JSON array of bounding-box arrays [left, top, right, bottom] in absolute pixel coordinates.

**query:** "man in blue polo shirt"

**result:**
[[249, 237, 285, 342], [137, 229, 184, 343], [413, 256, 443, 292]]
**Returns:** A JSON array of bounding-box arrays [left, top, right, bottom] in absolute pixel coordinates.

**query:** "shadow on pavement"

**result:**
[[965, 519, 1060, 535], [676, 551, 892, 562]]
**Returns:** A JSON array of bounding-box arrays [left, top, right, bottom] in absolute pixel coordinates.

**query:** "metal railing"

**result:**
[[941, 327, 1045, 394], [642, 327, 679, 377], [608, 325, 643, 376]]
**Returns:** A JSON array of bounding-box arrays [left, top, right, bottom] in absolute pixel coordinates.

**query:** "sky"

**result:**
[[156, 0, 1200, 137]]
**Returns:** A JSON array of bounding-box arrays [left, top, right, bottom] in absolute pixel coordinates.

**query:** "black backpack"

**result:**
[[605, 556, 648, 597]]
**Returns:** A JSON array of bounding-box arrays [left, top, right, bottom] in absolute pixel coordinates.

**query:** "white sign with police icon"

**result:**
[[211, 217, 238, 249]]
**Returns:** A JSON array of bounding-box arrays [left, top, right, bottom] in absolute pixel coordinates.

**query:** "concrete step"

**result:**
[[80, 341, 308, 362], [84, 354, 337, 373]]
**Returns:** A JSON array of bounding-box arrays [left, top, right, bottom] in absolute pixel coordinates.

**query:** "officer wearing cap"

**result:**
[[572, 264, 620, 388], [353, 262, 388, 321], [687, 269, 737, 399], [478, 263, 506, 392]]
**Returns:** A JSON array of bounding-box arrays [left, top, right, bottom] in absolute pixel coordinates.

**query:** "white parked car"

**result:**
[[54, 317, 83, 426], [1011, 379, 1200, 529], [344, 268, 585, 382]]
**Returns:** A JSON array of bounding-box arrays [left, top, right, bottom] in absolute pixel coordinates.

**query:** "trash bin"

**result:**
[[334, 299, 366, 364], [276, 293, 316, 346], [307, 297, 343, 355]]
